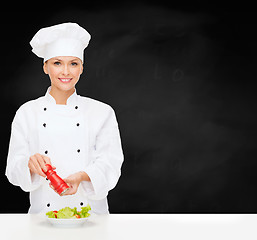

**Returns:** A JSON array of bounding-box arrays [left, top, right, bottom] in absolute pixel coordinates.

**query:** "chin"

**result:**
[[64, 86, 76, 92], [56, 84, 75, 92]]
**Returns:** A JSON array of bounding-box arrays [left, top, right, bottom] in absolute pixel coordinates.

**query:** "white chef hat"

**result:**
[[30, 22, 91, 62]]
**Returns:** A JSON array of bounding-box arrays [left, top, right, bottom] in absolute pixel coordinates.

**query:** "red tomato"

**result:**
[[53, 211, 58, 218], [75, 214, 81, 219]]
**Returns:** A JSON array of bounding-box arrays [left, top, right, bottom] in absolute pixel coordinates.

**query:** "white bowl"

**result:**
[[46, 217, 89, 227]]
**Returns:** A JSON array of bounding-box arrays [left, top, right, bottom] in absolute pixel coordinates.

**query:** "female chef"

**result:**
[[5, 22, 124, 214]]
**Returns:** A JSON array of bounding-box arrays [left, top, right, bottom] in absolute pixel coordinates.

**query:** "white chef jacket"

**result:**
[[5, 87, 124, 214]]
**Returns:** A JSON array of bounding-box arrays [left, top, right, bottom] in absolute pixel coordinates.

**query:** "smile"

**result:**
[[58, 78, 72, 83]]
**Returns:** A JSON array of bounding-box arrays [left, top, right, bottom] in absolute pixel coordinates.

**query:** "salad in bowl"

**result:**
[[46, 205, 91, 227], [46, 204, 91, 219]]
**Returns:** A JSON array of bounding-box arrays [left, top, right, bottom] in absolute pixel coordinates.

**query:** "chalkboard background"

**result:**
[[1, 2, 257, 213]]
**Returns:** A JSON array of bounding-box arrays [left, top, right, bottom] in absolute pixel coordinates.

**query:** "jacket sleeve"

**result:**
[[81, 107, 124, 200], [5, 107, 42, 192]]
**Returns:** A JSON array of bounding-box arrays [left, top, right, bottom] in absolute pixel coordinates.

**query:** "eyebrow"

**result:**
[[70, 58, 80, 62], [53, 58, 79, 62], [53, 58, 62, 61]]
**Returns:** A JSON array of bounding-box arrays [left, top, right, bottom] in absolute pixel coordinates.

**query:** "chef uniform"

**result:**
[[5, 23, 124, 214]]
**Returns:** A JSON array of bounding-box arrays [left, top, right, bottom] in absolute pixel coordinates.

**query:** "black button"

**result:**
[[80, 202, 83, 206], [47, 203, 50, 207], [77, 149, 80, 153], [45, 150, 48, 154], [43, 123, 46, 127], [44, 107, 47, 111], [75, 106, 78, 109], [76, 123, 80, 127]]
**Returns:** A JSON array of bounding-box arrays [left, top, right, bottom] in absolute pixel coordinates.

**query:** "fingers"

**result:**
[[63, 178, 70, 185], [62, 186, 76, 196], [42, 156, 56, 170], [61, 177, 78, 196], [49, 181, 75, 196], [48, 174, 80, 196], [28, 153, 55, 177], [37, 154, 48, 172], [62, 179, 72, 195], [28, 154, 46, 177], [61, 178, 72, 195], [28, 159, 42, 177]]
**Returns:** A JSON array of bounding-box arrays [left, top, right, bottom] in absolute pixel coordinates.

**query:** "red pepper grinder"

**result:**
[[43, 164, 70, 196]]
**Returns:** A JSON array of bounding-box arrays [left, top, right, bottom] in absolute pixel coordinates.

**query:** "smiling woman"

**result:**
[[43, 56, 83, 104], [5, 22, 124, 215]]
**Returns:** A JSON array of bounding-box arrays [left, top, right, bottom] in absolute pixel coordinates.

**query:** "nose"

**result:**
[[62, 64, 70, 76]]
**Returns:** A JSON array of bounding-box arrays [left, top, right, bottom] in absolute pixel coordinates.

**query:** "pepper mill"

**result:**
[[43, 164, 70, 196]]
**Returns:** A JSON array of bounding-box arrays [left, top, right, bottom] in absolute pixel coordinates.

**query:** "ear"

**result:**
[[80, 62, 84, 75], [43, 61, 48, 74]]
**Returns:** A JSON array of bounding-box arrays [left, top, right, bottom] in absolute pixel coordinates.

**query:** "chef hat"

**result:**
[[30, 22, 91, 62]]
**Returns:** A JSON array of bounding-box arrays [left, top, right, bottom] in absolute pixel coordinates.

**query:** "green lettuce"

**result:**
[[46, 211, 56, 219], [46, 205, 91, 219], [56, 207, 74, 219], [80, 204, 91, 218]]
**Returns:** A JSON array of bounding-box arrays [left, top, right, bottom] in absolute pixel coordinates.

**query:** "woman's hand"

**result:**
[[28, 153, 55, 177], [51, 171, 90, 196]]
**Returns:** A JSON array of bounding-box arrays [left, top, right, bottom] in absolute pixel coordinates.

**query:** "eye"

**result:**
[[71, 62, 78, 66], [54, 61, 61, 66]]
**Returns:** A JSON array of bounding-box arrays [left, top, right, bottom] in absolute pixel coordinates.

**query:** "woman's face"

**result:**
[[43, 56, 83, 92]]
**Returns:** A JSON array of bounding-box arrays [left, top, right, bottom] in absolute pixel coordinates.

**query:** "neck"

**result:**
[[49, 86, 75, 105]]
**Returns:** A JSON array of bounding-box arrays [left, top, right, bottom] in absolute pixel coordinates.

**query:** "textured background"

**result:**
[[1, 2, 257, 213]]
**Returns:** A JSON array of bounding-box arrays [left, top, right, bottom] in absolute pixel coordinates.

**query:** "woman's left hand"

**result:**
[[49, 171, 90, 196], [62, 172, 83, 195]]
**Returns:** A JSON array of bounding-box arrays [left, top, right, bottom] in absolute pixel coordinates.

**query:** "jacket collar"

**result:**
[[45, 87, 78, 106]]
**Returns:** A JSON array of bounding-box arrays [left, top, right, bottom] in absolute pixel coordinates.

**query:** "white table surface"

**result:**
[[1, 214, 257, 240]]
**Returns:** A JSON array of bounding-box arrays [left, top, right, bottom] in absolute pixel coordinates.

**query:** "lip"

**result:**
[[58, 78, 72, 83]]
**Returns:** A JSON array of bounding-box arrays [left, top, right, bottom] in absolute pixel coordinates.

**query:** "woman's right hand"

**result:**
[[28, 153, 55, 177]]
